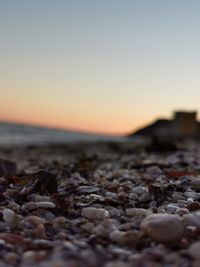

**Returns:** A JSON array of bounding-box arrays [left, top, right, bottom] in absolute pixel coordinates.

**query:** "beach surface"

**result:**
[[0, 140, 200, 266]]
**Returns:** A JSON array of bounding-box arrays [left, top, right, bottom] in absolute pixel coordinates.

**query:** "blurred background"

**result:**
[[0, 0, 200, 144]]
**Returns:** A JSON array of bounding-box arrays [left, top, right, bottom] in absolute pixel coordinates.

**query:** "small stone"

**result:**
[[191, 178, 200, 191], [132, 186, 147, 195], [186, 201, 200, 211], [22, 250, 47, 263], [142, 247, 165, 262], [31, 195, 51, 202], [32, 223, 46, 239], [172, 192, 186, 201], [0, 233, 24, 245], [0, 239, 6, 245], [53, 216, 67, 230], [92, 219, 117, 237], [120, 230, 142, 246], [2, 209, 19, 229], [5, 189, 18, 198], [183, 212, 200, 230], [4, 252, 19, 265], [188, 241, 200, 261], [2, 209, 15, 224], [175, 208, 189, 216], [109, 230, 125, 243], [141, 214, 184, 243], [37, 210, 55, 221], [35, 202, 56, 209], [105, 192, 117, 198], [32, 239, 54, 249], [25, 202, 37, 210], [0, 222, 7, 231], [138, 192, 151, 202], [166, 203, 179, 213], [109, 247, 133, 257], [81, 207, 109, 220], [187, 197, 194, 204], [125, 208, 147, 217], [81, 222, 94, 233], [8, 201, 20, 213], [146, 166, 162, 178], [23, 215, 45, 227], [118, 222, 135, 231]]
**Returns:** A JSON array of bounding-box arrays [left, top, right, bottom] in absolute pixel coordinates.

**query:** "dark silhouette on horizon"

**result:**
[[129, 111, 200, 139]]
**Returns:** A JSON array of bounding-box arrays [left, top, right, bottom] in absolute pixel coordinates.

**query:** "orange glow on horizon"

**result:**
[[0, 113, 141, 136]]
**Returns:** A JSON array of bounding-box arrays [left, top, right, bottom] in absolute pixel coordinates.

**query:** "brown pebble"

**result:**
[[186, 202, 200, 212], [141, 214, 184, 243]]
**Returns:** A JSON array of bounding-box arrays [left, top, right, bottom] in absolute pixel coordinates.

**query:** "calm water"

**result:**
[[0, 122, 127, 145]]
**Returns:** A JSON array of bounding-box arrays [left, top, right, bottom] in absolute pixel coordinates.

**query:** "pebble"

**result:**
[[92, 219, 117, 237], [31, 223, 46, 239], [125, 208, 147, 217], [183, 212, 200, 230], [0, 222, 7, 231], [120, 230, 142, 246], [105, 192, 117, 198], [172, 193, 186, 201], [4, 252, 19, 265], [81, 207, 110, 220], [35, 202, 56, 209], [23, 215, 45, 227], [25, 202, 37, 210], [22, 250, 48, 263], [188, 241, 200, 261], [132, 186, 147, 195], [31, 195, 52, 202], [2, 139, 200, 267], [187, 197, 194, 204], [81, 222, 94, 233], [141, 214, 184, 242], [175, 208, 189, 216], [146, 166, 162, 178], [190, 178, 200, 191], [2, 209, 19, 229], [7, 201, 20, 213], [186, 201, 200, 211], [0, 239, 6, 245], [32, 239, 54, 249], [166, 203, 179, 213], [109, 230, 125, 243], [118, 222, 136, 231]]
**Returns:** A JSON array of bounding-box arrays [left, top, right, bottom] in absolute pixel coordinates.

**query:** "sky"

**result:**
[[1, 0, 200, 135]]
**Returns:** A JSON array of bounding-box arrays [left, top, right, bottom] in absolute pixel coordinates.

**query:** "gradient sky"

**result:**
[[1, 1, 200, 135]]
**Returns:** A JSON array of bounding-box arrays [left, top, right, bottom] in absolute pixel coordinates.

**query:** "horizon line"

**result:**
[[0, 118, 126, 137]]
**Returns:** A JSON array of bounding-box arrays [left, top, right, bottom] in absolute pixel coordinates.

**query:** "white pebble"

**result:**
[[187, 197, 194, 204], [82, 207, 109, 220]]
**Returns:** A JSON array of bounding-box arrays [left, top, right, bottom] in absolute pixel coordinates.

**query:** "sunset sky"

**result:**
[[1, 1, 200, 135]]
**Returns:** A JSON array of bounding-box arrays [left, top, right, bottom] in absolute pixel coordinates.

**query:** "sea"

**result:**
[[0, 122, 128, 146]]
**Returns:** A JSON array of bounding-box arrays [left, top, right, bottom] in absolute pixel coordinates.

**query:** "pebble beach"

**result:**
[[0, 140, 200, 267]]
